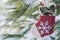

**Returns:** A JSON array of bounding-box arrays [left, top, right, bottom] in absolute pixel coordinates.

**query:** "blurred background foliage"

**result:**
[[53, 0, 60, 15]]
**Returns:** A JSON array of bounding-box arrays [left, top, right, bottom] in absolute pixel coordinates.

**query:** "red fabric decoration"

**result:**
[[36, 15, 55, 37], [41, 3, 44, 6]]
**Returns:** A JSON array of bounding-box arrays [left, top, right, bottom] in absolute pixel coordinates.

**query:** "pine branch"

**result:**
[[2, 26, 31, 39]]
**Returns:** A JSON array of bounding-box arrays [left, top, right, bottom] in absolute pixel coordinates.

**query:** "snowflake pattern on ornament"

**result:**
[[37, 21, 52, 35]]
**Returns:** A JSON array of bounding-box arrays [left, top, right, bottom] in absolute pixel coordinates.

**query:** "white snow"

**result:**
[[55, 15, 60, 22]]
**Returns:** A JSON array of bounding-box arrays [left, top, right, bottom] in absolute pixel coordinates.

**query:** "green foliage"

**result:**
[[50, 36, 55, 40], [54, 21, 60, 40], [53, 0, 60, 15], [7, 2, 29, 22], [54, 21, 60, 30], [2, 26, 31, 39], [34, 38, 37, 40], [57, 7, 60, 15], [23, 6, 38, 17], [2, 0, 38, 40], [53, 0, 60, 4]]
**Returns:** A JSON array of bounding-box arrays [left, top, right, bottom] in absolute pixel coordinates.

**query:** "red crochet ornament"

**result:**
[[36, 15, 55, 37]]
